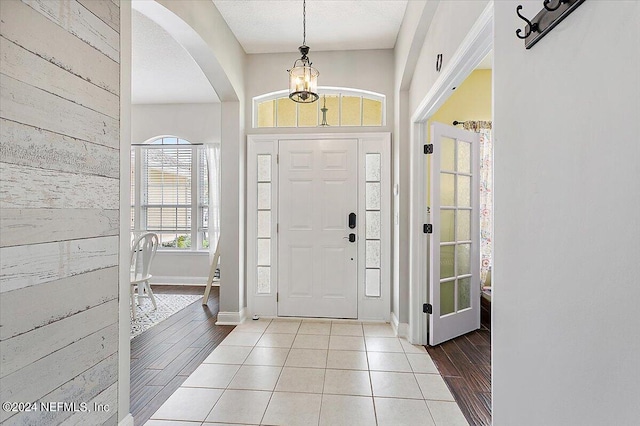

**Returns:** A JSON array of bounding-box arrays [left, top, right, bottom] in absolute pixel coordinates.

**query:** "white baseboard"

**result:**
[[216, 307, 246, 325], [391, 312, 409, 339], [118, 413, 134, 426], [397, 322, 409, 339]]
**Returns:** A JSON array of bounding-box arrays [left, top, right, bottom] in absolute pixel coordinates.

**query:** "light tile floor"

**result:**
[[146, 318, 469, 426]]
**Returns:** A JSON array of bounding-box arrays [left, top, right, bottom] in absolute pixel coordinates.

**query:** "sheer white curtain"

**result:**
[[205, 144, 221, 263]]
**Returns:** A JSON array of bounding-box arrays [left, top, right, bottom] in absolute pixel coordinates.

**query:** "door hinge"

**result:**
[[276, 292, 279, 302], [276, 154, 279, 164], [276, 223, 279, 233], [423, 144, 433, 154], [423, 224, 433, 234], [423, 303, 433, 314]]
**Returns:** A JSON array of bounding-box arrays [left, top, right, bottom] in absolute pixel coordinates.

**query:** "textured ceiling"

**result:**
[[131, 8, 219, 104], [213, 0, 409, 54]]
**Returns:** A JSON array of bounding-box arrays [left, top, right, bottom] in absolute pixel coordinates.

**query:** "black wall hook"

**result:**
[[515, 0, 585, 49], [543, 0, 567, 12], [515, 5, 539, 39]]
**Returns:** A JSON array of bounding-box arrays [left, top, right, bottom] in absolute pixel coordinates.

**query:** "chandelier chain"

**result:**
[[303, 0, 306, 46]]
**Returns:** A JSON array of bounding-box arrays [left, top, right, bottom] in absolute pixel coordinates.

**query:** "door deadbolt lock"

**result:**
[[348, 212, 357, 229]]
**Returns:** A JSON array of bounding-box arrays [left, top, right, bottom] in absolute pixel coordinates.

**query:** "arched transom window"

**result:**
[[254, 87, 385, 128]]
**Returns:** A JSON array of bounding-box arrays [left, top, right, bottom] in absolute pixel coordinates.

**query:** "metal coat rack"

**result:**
[[515, 0, 585, 49]]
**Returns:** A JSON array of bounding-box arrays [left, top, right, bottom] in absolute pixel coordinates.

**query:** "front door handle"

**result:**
[[343, 233, 356, 243]]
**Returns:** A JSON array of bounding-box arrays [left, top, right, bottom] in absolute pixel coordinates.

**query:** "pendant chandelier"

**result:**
[[288, 0, 319, 103]]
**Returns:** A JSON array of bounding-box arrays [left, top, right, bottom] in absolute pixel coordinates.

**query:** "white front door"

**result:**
[[278, 139, 358, 318], [428, 123, 481, 345]]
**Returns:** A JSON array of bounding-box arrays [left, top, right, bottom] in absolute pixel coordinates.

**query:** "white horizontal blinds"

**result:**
[[130, 149, 135, 230], [198, 147, 209, 248], [141, 137, 193, 249]]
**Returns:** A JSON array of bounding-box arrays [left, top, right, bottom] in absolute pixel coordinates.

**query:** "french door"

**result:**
[[277, 139, 359, 318], [428, 123, 481, 345]]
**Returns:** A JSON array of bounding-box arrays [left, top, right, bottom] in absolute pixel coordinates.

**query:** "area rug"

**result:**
[[130, 293, 202, 339]]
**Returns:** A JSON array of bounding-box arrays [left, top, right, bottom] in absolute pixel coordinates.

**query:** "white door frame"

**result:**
[[408, 2, 493, 345], [247, 133, 391, 321]]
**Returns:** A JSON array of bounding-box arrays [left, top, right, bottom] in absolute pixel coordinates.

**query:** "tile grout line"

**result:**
[[259, 319, 294, 426]]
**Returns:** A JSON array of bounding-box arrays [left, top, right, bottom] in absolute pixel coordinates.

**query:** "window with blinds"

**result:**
[[131, 137, 209, 250], [199, 150, 209, 249]]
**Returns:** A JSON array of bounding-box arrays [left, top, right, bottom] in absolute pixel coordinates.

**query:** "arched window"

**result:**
[[131, 137, 214, 250], [253, 87, 385, 128]]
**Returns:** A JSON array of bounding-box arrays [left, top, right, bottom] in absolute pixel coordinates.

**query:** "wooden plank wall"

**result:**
[[0, 1, 120, 424]]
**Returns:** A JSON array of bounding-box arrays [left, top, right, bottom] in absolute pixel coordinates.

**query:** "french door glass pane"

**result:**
[[440, 209, 455, 243], [458, 277, 471, 310], [441, 137, 455, 171], [440, 173, 455, 206], [440, 245, 455, 279], [457, 243, 471, 275], [456, 209, 471, 241], [458, 175, 471, 207], [458, 141, 471, 174], [440, 280, 455, 315]]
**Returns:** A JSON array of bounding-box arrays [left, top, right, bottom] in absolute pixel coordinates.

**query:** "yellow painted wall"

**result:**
[[428, 69, 491, 315], [428, 69, 492, 138]]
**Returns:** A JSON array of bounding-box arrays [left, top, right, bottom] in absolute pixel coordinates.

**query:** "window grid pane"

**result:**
[[365, 151, 382, 298], [256, 154, 272, 294], [362, 98, 383, 126], [255, 91, 384, 128]]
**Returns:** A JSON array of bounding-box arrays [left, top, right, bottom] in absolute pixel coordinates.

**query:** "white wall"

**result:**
[[392, 0, 438, 328], [409, 0, 489, 114], [493, 1, 640, 424], [132, 102, 221, 143], [245, 49, 394, 133], [0, 1, 120, 424], [394, 0, 488, 329], [151, 0, 247, 320], [131, 102, 220, 285]]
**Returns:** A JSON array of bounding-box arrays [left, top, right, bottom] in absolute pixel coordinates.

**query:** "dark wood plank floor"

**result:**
[[130, 285, 234, 426], [426, 296, 492, 426]]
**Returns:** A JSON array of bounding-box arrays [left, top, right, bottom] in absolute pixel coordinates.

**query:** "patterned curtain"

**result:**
[[462, 121, 493, 287]]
